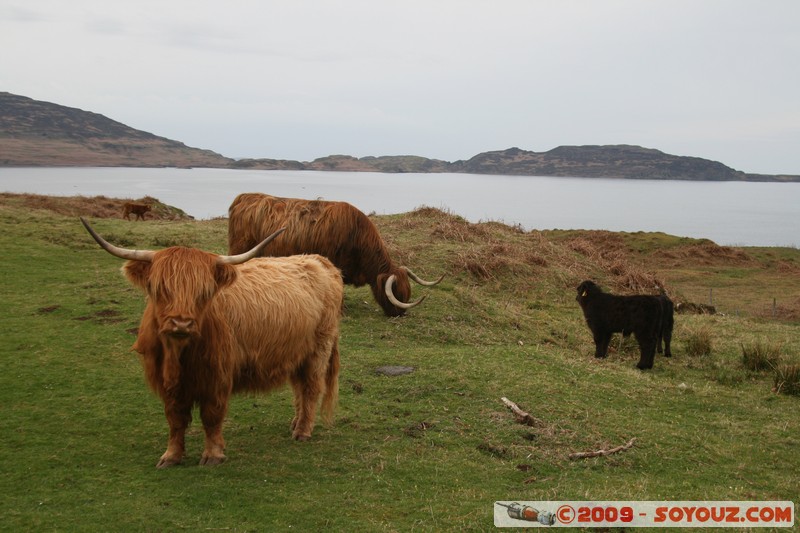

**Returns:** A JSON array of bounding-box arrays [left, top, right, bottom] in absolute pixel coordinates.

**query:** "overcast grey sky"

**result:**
[[2, 1, 798, 174]]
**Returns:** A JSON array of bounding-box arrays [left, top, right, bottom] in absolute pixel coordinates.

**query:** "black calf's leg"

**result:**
[[634, 331, 657, 370], [662, 318, 673, 357], [594, 330, 612, 358], [662, 330, 672, 357]]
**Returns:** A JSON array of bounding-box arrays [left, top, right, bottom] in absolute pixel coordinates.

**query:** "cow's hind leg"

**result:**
[[634, 331, 657, 370], [663, 318, 673, 357], [199, 400, 228, 466], [158, 397, 192, 468], [289, 359, 326, 441]]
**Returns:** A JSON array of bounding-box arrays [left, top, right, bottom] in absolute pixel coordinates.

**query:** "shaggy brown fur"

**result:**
[[228, 192, 434, 317], [100, 241, 343, 468], [122, 202, 151, 221], [576, 280, 663, 370]]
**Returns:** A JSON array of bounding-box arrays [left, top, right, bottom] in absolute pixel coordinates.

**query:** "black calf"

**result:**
[[576, 280, 663, 370]]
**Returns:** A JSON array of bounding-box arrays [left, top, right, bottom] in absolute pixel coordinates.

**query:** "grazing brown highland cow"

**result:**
[[575, 280, 665, 370], [227, 193, 444, 317], [81, 218, 343, 468]]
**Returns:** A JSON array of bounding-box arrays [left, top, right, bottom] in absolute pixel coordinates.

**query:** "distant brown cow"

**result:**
[[227, 193, 444, 317], [80, 217, 343, 468], [123, 202, 151, 221]]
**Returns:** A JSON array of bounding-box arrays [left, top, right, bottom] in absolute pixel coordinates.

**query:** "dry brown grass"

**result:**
[[0, 192, 192, 220], [561, 232, 667, 295], [31, 196, 770, 325], [773, 364, 800, 396], [405, 213, 669, 299], [776, 260, 800, 274], [754, 297, 800, 321], [653, 241, 753, 266]]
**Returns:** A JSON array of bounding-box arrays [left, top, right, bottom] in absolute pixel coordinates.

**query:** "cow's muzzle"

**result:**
[[162, 317, 197, 339]]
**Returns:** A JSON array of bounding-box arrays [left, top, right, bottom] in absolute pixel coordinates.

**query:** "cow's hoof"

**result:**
[[199, 453, 226, 466], [636, 363, 653, 370], [156, 455, 182, 469], [292, 432, 311, 442]]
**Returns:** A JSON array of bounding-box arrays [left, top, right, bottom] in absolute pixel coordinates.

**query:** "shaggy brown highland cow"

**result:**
[[227, 193, 443, 317]]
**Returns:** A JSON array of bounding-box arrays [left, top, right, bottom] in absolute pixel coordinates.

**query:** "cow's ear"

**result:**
[[215, 263, 237, 289], [122, 261, 151, 289]]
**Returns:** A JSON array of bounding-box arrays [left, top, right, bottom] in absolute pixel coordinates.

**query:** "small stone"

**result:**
[[375, 365, 415, 376]]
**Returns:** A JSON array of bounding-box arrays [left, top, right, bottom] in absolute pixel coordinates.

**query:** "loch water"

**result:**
[[1, 167, 798, 247]]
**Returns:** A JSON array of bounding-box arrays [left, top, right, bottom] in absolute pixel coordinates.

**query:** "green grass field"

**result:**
[[1, 194, 798, 531]]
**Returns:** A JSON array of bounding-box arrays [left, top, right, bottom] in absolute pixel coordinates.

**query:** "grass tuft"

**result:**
[[685, 326, 713, 357], [741, 339, 782, 371], [773, 364, 800, 396]]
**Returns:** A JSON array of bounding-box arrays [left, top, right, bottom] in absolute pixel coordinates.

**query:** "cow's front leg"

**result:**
[[594, 330, 612, 358], [199, 400, 228, 466], [158, 398, 192, 468]]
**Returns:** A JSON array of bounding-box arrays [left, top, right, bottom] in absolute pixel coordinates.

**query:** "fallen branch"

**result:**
[[569, 437, 637, 460], [500, 397, 539, 426]]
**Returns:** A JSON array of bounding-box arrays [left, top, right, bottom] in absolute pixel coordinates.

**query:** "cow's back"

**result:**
[[586, 293, 660, 332], [228, 193, 383, 286], [216, 254, 343, 391], [228, 193, 354, 253]]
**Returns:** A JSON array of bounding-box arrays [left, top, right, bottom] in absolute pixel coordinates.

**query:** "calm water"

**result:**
[[1, 167, 798, 247]]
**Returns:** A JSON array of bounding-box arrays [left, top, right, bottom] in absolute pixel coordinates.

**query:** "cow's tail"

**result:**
[[321, 338, 340, 425]]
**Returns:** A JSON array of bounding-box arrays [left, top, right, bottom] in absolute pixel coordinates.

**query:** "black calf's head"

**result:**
[[576, 280, 603, 306]]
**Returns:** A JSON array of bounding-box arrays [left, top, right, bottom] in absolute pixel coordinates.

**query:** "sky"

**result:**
[[1, 0, 798, 174]]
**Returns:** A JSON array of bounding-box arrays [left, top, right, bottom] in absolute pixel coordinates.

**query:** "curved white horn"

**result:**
[[218, 228, 286, 265], [402, 267, 444, 287], [80, 217, 155, 262], [385, 274, 427, 310]]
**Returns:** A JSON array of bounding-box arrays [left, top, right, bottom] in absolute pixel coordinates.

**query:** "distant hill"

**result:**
[[0, 92, 232, 167], [239, 148, 799, 181], [2, 92, 797, 181], [451, 145, 750, 181]]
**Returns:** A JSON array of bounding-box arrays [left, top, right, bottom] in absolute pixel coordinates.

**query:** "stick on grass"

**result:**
[[500, 396, 540, 426], [569, 438, 637, 460]]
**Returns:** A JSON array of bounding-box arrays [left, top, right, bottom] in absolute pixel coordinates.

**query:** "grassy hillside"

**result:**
[[1, 195, 798, 531]]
